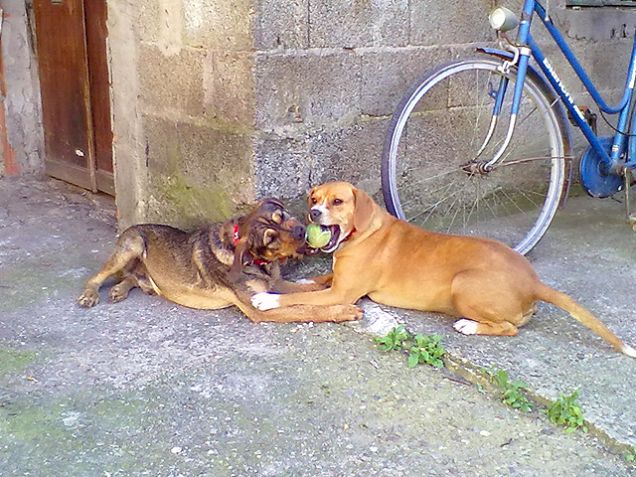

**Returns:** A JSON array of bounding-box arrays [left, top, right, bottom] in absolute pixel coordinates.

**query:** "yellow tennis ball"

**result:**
[[306, 224, 331, 248]]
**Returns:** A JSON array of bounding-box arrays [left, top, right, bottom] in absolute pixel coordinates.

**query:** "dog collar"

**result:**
[[342, 228, 356, 243], [232, 223, 241, 245], [232, 223, 269, 266]]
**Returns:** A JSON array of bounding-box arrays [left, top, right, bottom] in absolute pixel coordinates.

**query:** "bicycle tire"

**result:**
[[381, 57, 572, 255]]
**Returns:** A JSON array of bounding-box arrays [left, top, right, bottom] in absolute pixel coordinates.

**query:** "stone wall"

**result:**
[[0, 0, 43, 176], [108, 0, 256, 228], [108, 0, 636, 228]]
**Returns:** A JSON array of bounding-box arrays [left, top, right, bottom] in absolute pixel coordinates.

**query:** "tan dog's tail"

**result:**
[[535, 283, 636, 358]]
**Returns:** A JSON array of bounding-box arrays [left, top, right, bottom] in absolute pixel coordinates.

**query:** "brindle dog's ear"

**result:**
[[353, 187, 375, 232], [263, 228, 277, 245], [228, 237, 249, 281]]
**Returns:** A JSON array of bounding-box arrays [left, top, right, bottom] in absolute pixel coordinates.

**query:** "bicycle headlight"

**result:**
[[489, 7, 519, 32]]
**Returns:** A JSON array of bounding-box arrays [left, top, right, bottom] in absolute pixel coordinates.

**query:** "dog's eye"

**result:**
[[333, 198, 343, 206], [311, 197, 318, 205], [271, 210, 283, 224]]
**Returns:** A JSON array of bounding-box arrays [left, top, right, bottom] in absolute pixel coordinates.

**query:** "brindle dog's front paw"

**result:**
[[77, 289, 100, 308]]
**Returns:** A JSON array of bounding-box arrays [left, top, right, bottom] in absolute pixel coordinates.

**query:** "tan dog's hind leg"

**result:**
[[450, 271, 527, 337], [78, 230, 145, 307], [453, 318, 519, 337]]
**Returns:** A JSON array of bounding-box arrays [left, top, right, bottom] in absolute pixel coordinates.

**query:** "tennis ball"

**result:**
[[306, 224, 332, 249]]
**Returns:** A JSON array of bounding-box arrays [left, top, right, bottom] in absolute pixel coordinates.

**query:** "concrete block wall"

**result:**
[[251, 0, 636, 205], [0, 1, 43, 176], [109, 0, 257, 228], [251, 0, 499, 203], [108, 0, 636, 228]]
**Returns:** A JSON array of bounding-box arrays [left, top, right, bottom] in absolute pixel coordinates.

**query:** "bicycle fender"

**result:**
[[476, 47, 574, 206], [476, 47, 545, 83]]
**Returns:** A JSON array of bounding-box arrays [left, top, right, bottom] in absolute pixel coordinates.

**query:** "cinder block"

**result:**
[[254, 133, 312, 199], [557, 6, 635, 42], [132, 2, 162, 43], [307, 118, 388, 195], [138, 44, 205, 117], [182, 0, 252, 50], [359, 46, 455, 117], [132, 0, 184, 48], [309, 0, 409, 48], [142, 114, 255, 227], [410, 0, 494, 46], [253, 119, 389, 202], [255, 50, 361, 130], [204, 52, 256, 127], [254, 0, 309, 50], [571, 40, 632, 92]]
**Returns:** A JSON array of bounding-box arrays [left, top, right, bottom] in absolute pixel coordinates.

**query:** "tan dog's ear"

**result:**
[[353, 187, 375, 232], [306, 187, 317, 208], [306, 187, 317, 223]]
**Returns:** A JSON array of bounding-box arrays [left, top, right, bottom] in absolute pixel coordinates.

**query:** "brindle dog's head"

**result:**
[[230, 198, 306, 276]]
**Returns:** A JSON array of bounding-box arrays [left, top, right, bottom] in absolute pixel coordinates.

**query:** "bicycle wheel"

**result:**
[[382, 57, 571, 255]]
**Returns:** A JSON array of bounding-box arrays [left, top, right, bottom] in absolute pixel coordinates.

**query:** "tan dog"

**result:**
[[78, 198, 360, 324], [252, 182, 636, 357]]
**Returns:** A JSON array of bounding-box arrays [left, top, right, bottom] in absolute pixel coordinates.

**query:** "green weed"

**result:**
[[624, 445, 636, 464], [374, 325, 411, 352], [546, 390, 588, 433], [374, 326, 445, 368], [407, 334, 445, 368], [485, 367, 533, 412]]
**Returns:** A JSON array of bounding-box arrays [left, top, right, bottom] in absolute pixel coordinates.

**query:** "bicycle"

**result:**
[[381, 0, 636, 255]]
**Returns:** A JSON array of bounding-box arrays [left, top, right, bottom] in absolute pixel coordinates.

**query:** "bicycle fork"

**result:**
[[474, 45, 532, 171]]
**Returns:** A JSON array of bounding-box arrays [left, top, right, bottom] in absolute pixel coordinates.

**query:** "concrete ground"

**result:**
[[1, 176, 635, 477]]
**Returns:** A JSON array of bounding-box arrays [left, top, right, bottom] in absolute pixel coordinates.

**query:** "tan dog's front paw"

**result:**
[[340, 304, 363, 322], [77, 289, 100, 308]]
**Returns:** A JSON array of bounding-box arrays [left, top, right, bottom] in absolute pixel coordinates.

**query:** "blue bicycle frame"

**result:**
[[497, 0, 636, 171]]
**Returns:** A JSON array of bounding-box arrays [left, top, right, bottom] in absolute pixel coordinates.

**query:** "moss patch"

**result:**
[[158, 174, 234, 224], [0, 348, 37, 376]]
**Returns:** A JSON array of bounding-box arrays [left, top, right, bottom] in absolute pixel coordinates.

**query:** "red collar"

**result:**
[[342, 228, 356, 243], [232, 223, 241, 246], [232, 223, 269, 266]]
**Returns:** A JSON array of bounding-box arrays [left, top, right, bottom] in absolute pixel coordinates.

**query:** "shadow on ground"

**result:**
[[0, 177, 634, 476]]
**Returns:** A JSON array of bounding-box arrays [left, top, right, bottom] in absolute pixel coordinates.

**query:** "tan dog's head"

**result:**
[[306, 181, 375, 253]]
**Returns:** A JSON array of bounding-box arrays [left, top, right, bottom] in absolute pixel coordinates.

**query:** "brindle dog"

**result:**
[[77, 198, 361, 323]]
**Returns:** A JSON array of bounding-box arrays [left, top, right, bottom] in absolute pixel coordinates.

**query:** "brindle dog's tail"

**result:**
[[534, 283, 636, 357]]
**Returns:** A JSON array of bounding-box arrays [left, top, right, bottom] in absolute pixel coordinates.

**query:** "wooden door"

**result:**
[[33, 0, 114, 195]]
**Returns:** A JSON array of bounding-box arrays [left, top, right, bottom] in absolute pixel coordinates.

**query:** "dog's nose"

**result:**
[[292, 225, 306, 240], [309, 209, 322, 221]]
